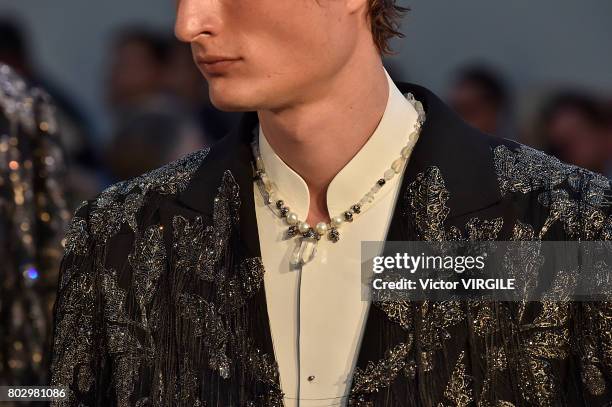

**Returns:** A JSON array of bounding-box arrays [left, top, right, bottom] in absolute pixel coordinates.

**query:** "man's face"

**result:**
[[175, 0, 364, 112]]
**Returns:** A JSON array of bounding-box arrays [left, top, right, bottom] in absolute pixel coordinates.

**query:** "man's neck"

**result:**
[[257, 56, 389, 225]]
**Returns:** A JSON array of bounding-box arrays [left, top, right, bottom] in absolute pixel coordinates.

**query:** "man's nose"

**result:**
[[175, 0, 220, 42]]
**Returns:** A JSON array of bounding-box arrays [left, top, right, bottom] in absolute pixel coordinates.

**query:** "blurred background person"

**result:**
[[164, 41, 240, 144], [537, 91, 610, 174], [104, 27, 205, 181], [594, 97, 612, 177], [0, 63, 70, 393], [103, 26, 236, 182], [104, 107, 205, 181], [0, 17, 103, 206], [106, 26, 170, 114], [448, 64, 512, 138]]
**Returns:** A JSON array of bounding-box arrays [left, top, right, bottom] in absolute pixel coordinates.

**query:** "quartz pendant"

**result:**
[[290, 237, 318, 267]]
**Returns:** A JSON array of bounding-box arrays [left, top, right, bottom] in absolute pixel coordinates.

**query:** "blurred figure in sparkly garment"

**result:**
[[0, 63, 70, 390]]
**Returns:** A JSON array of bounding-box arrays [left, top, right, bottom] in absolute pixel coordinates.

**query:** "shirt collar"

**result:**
[[257, 68, 419, 220]]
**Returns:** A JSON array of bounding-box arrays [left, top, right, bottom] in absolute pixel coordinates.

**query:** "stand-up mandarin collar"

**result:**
[[258, 68, 419, 222]]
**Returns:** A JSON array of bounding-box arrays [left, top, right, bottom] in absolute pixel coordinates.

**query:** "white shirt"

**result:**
[[253, 70, 419, 406]]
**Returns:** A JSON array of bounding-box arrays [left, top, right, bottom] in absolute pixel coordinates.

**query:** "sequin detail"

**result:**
[[437, 352, 473, 407], [349, 342, 411, 405]]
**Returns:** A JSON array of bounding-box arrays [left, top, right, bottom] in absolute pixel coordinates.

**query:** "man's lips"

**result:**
[[195, 56, 242, 74]]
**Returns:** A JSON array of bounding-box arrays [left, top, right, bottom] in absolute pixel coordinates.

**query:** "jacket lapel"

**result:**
[[162, 111, 280, 402], [394, 82, 502, 221], [176, 111, 262, 259], [350, 83, 503, 404]]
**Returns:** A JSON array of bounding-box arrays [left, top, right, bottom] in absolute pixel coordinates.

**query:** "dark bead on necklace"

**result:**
[[377, 178, 386, 186], [286, 225, 299, 238], [344, 211, 354, 222], [351, 204, 361, 214], [276, 200, 284, 209], [328, 228, 340, 242], [280, 207, 290, 217], [303, 227, 320, 241]]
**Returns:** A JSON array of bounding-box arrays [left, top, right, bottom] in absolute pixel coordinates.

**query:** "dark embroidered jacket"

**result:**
[[50, 83, 612, 407]]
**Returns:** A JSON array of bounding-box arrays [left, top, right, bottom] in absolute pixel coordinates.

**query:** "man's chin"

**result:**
[[209, 98, 252, 112], [208, 83, 258, 112]]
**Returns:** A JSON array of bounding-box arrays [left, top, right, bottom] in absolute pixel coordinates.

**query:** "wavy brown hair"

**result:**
[[368, 0, 409, 55]]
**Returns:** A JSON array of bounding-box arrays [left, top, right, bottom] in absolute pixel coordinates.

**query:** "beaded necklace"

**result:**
[[252, 92, 426, 266]]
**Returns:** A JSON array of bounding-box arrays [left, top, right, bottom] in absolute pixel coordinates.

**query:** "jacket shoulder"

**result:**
[[74, 148, 211, 242], [489, 138, 612, 240], [101, 147, 211, 202], [491, 138, 611, 207]]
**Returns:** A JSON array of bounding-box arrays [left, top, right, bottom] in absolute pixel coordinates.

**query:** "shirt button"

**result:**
[[307, 375, 315, 382]]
